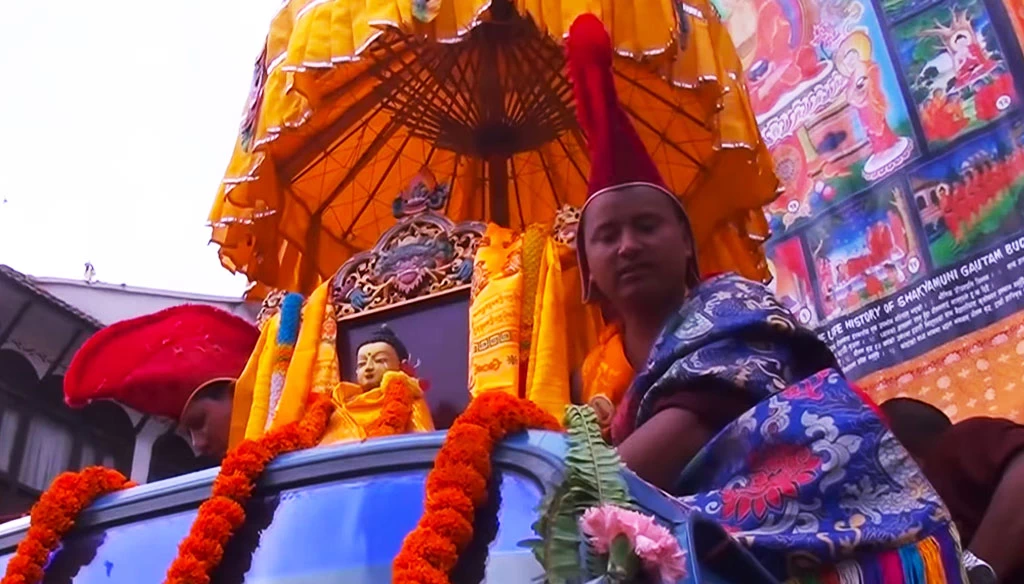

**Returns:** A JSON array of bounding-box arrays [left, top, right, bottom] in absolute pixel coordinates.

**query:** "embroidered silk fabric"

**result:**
[[613, 274, 964, 580], [468, 223, 576, 419], [231, 313, 280, 446], [229, 314, 275, 448], [275, 281, 340, 426]]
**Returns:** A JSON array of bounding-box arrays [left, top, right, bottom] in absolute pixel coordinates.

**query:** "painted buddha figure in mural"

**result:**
[[835, 31, 900, 153], [719, 0, 826, 115], [924, 10, 998, 86], [319, 325, 434, 445]]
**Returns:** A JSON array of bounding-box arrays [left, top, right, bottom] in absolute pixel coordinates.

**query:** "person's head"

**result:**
[[880, 397, 953, 463], [835, 32, 872, 79], [180, 379, 235, 459], [567, 14, 700, 320], [355, 325, 409, 390], [64, 304, 259, 461], [580, 184, 697, 314]]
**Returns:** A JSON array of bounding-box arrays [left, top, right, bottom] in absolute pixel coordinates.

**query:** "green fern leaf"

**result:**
[[525, 404, 634, 583], [563, 406, 631, 510]]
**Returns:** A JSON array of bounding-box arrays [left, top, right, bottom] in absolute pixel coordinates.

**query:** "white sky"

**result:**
[[0, 0, 283, 297]]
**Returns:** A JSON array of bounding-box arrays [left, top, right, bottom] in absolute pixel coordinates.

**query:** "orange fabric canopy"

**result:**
[[209, 0, 780, 297]]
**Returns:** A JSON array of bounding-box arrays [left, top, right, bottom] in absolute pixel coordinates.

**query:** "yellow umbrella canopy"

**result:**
[[209, 0, 780, 296]]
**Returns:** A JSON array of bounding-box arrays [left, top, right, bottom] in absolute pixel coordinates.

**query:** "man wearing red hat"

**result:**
[[565, 13, 963, 580], [64, 305, 259, 460]]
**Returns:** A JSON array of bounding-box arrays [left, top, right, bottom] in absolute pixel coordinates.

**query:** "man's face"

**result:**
[[180, 395, 233, 459], [356, 341, 401, 390], [582, 186, 694, 311]]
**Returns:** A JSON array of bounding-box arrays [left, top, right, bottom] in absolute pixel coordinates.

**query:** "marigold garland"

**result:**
[[1, 467, 134, 584], [365, 373, 418, 438], [393, 391, 560, 583], [164, 394, 334, 584]]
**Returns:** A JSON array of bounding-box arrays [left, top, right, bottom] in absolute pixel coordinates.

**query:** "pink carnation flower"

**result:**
[[580, 505, 687, 582]]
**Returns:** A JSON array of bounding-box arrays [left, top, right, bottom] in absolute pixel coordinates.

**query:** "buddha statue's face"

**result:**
[[356, 341, 402, 390]]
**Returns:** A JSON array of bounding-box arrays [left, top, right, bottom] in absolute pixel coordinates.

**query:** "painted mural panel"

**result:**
[[719, 0, 1024, 418], [712, 0, 919, 235], [893, 0, 1018, 147], [806, 178, 925, 321], [908, 127, 1024, 268]]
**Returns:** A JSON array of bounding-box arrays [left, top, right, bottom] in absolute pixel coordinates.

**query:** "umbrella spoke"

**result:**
[[555, 134, 589, 186], [330, 40, 460, 237], [509, 156, 526, 228], [612, 68, 710, 131], [294, 100, 391, 183], [443, 152, 462, 217], [314, 120, 401, 218], [285, 44, 418, 178], [338, 128, 416, 241], [512, 35, 573, 133], [378, 37, 471, 137], [618, 101, 705, 170]]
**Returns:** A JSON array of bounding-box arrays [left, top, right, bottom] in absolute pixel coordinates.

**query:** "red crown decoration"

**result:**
[[566, 14, 698, 299], [567, 13, 668, 198], [64, 305, 259, 421]]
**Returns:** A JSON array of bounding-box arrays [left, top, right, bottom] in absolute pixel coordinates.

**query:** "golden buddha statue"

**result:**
[[319, 325, 434, 445]]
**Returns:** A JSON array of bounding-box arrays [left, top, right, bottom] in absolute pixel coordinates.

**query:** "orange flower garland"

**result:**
[[393, 391, 560, 583], [365, 373, 418, 438], [164, 394, 334, 584], [1, 467, 134, 584]]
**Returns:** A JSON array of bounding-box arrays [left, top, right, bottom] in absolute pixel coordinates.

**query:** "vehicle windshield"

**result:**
[[0, 468, 544, 583]]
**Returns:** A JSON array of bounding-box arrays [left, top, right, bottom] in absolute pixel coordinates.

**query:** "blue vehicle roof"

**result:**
[[0, 430, 779, 584], [0, 429, 691, 547]]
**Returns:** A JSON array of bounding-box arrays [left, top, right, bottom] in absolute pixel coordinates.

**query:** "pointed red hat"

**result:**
[[64, 305, 259, 421], [566, 14, 699, 300]]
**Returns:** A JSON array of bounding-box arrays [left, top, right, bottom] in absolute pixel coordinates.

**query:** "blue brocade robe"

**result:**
[[611, 274, 965, 582]]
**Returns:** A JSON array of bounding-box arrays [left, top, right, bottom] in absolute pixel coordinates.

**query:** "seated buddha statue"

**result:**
[[319, 325, 434, 445]]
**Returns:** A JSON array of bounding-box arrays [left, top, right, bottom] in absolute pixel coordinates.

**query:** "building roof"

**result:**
[[28, 275, 247, 304], [0, 266, 258, 327], [0, 265, 105, 329]]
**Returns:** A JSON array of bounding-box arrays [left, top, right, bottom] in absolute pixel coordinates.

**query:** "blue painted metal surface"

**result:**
[[0, 430, 776, 583]]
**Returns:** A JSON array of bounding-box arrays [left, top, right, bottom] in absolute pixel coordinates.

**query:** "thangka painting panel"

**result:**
[[805, 177, 927, 325], [712, 0, 919, 234], [893, 0, 1019, 148], [908, 125, 1024, 269], [740, 0, 1024, 418]]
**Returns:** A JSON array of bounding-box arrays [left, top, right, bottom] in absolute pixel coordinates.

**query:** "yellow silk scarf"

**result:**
[[469, 223, 602, 419], [319, 372, 435, 445], [228, 281, 340, 448]]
